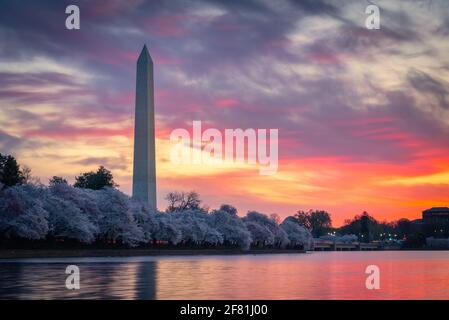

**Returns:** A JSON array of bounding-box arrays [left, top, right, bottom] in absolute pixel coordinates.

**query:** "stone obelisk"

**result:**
[[132, 45, 157, 210]]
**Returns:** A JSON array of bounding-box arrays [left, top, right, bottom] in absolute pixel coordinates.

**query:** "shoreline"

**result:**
[[0, 248, 306, 259], [2, 248, 447, 260]]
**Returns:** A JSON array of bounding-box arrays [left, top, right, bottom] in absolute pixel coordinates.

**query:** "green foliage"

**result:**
[[219, 204, 238, 216], [49, 176, 68, 186], [394, 218, 412, 239], [339, 212, 383, 242], [337, 212, 418, 243], [360, 213, 370, 242], [73, 166, 117, 190], [0, 153, 25, 187], [294, 209, 332, 237]]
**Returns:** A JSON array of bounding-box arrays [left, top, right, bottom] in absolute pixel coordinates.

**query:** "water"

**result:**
[[1, 251, 449, 299]]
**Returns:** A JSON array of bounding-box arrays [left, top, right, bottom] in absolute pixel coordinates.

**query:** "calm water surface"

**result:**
[[1, 251, 449, 299]]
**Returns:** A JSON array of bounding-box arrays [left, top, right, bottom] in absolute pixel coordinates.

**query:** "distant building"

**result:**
[[422, 207, 449, 238], [422, 207, 449, 224]]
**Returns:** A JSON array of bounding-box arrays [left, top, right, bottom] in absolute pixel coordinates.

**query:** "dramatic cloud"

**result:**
[[1, 0, 448, 225]]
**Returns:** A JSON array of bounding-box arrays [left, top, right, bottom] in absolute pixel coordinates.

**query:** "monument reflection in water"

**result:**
[[0, 261, 156, 299]]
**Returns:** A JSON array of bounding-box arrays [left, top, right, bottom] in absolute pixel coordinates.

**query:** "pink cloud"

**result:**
[[23, 126, 133, 140], [337, 116, 397, 126], [215, 98, 239, 108], [308, 52, 344, 64], [84, 0, 145, 17], [145, 15, 189, 37]]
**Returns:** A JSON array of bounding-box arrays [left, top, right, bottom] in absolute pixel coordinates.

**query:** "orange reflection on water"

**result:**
[[1, 251, 449, 299], [155, 251, 449, 299]]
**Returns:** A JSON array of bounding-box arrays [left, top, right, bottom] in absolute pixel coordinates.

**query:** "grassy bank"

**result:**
[[0, 248, 306, 259]]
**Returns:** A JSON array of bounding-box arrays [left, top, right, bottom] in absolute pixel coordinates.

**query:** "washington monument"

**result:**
[[132, 45, 157, 209]]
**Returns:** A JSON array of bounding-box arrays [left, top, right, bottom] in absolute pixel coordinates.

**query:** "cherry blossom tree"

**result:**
[[280, 216, 314, 250], [95, 187, 144, 247], [150, 213, 182, 245], [210, 208, 252, 250], [44, 191, 97, 243], [0, 184, 48, 240]]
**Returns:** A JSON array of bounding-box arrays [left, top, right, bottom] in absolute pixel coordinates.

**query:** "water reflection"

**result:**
[[0, 261, 157, 299], [1, 252, 449, 299]]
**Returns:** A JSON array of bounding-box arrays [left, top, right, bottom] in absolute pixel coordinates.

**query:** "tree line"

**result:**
[[0, 153, 313, 250], [0, 153, 435, 249], [293, 208, 428, 248]]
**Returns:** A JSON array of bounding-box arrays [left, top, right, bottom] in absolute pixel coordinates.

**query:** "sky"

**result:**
[[0, 0, 448, 226]]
